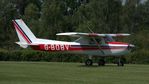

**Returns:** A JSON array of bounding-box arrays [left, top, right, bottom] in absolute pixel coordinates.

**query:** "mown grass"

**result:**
[[0, 62, 149, 84]]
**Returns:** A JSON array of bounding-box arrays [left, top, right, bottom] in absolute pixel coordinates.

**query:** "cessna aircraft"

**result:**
[[12, 19, 134, 66]]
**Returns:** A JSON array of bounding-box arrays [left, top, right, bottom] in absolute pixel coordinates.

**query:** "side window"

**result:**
[[89, 38, 95, 44], [95, 38, 101, 43], [89, 38, 101, 44], [100, 38, 106, 44], [104, 36, 115, 42], [104, 37, 109, 42]]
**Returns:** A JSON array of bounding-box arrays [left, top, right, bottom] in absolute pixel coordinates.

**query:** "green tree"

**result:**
[[23, 3, 41, 38], [119, 0, 140, 33], [40, 0, 66, 39], [73, 0, 121, 33], [0, 0, 18, 49], [24, 3, 40, 20]]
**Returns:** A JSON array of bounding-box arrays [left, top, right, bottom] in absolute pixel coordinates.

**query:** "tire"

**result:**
[[117, 60, 124, 66], [98, 59, 105, 66], [85, 59, 93, 66]]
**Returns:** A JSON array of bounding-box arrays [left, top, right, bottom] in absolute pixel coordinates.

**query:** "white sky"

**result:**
[[121, 0, 148, 5]]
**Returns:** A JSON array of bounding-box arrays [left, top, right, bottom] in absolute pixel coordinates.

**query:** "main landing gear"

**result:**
[[85, 55, 93, 66], [85, 59, 93, 66], [117, 57, 124, 66], [84, 56, 125, 66], [85, 56, 105, 66], [98, 59, 105, 66]]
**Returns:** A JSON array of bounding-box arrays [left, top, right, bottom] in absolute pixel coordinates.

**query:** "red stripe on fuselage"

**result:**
[[13, 21, 31, 44], [108, 42, 128, 45], [30, 44, 127, 52]]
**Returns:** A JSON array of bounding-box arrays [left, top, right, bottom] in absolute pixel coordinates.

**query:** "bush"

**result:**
[[0, 49, 84, 62], [0, 49, 149, 64], [127, 49, 149, 64]]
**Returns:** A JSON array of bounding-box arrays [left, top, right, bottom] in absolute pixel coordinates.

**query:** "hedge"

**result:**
[[0, 49, 84, 62], [0, 49, 149, 64]]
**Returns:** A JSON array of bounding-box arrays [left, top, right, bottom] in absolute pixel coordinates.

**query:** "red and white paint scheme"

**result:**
[[12, 19, 134, 66]]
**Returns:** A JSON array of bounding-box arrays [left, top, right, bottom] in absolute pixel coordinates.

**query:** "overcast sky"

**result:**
[[121, 0, 148, 5]]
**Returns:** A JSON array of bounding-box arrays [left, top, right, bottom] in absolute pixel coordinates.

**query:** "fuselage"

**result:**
[[30, 39, 133, 56]]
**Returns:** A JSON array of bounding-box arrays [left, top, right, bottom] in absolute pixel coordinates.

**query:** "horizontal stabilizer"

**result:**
[[15, 42, 28, 48]]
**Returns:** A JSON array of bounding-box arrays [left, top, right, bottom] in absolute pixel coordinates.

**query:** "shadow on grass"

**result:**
[[77, 64, 122, 68]]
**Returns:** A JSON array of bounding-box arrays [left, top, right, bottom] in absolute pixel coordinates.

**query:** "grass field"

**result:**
[[0, 62, 149, 84]]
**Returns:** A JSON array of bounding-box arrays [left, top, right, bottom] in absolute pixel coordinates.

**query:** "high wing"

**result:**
[[56, 32, 130, 37]]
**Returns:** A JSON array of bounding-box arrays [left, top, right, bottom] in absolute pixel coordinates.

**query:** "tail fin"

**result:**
[[12, 19, 37, 48]]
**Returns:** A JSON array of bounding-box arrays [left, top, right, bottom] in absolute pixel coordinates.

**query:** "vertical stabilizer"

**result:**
[[12, 19, 37, 48]]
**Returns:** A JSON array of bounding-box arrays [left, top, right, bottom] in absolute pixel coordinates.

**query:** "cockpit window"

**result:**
[[89, 38, 102, 44], [104, 35, 115, 42], [89, 36, 115, 45]]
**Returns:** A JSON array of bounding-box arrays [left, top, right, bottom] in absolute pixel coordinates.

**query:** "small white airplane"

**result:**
[[12, 19, 134, 66]]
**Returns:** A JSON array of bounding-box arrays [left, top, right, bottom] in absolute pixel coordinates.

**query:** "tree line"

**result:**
[[0, 0, 149, 63]]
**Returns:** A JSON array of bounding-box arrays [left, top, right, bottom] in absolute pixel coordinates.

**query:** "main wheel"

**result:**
[[98, 59, 105, 66], [85, 59, 93, 66], [117, 60, 124, 66]]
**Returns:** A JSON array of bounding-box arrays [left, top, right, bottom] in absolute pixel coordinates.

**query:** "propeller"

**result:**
[[127, 44, 135, 50]]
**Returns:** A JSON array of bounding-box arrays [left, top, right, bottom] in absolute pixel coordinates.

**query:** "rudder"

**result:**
[[12, 19, 37, 48]]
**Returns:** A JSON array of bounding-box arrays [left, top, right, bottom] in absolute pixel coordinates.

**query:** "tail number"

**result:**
[[44, 44, 70, 51]]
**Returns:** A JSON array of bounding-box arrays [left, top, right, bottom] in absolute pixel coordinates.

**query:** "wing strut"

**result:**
[[87, 26, 105, 55]]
